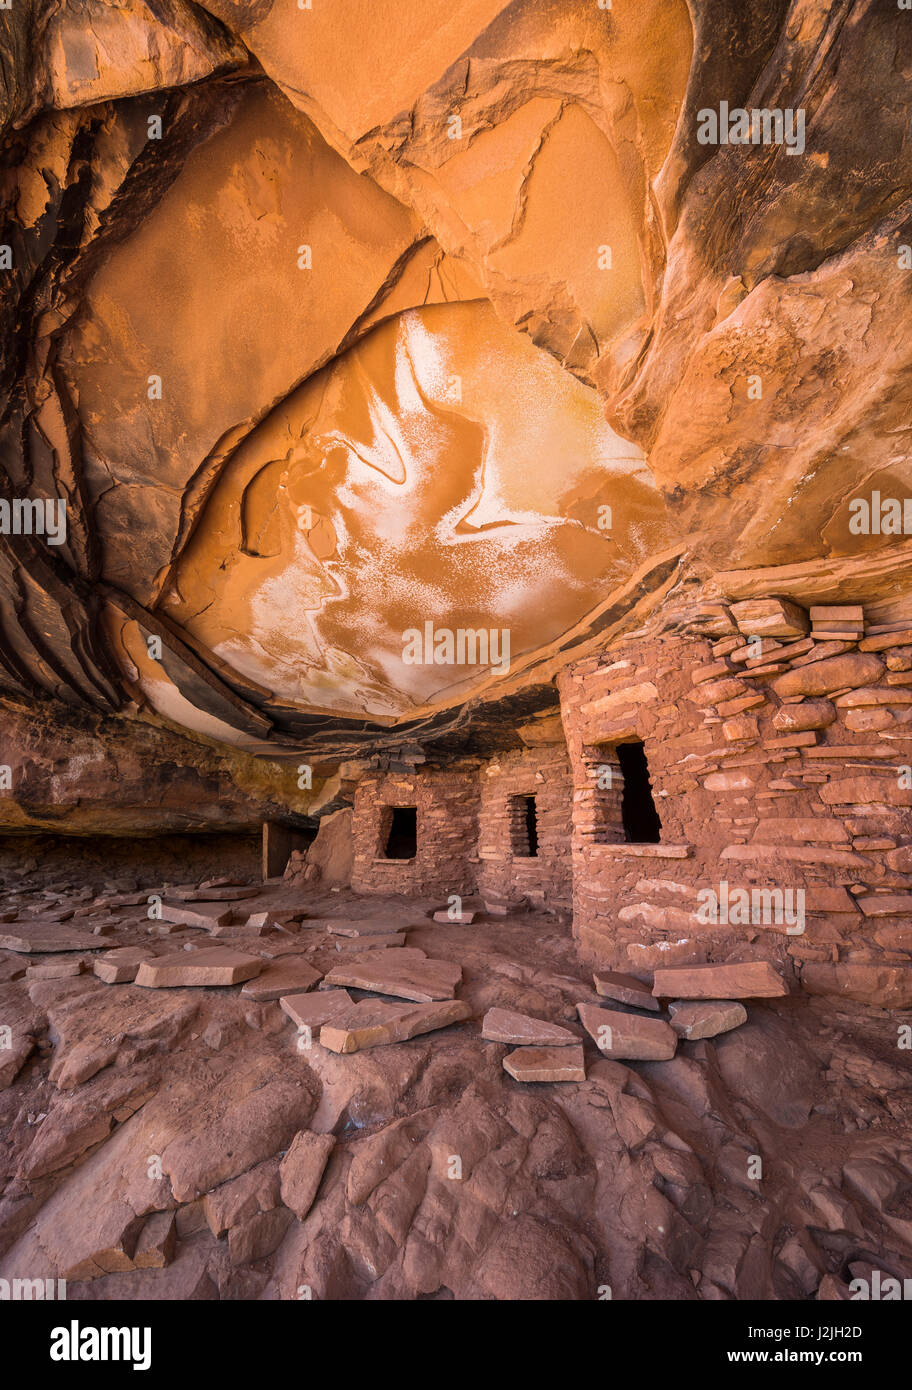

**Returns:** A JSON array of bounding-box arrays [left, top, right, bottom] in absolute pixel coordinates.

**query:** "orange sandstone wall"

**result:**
[[476, 744, 573, 912], [350, 745, 574, 909], [350, 766, 479, 898], [558, 600, 912, 1008]]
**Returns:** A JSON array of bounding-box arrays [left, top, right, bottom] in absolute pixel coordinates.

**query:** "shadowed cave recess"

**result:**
[[1, 0, 912, 1316]]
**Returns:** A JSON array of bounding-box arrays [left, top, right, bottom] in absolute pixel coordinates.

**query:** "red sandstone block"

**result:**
[[652, 961, 788, 1000]]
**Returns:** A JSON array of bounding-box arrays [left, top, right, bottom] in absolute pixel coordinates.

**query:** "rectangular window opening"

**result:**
[[509, 794, 539, 857], [383, 805, 417, 860], [617, 741, 662, 844]]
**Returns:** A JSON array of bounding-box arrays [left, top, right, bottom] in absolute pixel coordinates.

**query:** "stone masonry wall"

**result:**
[[350, 765, 479, 898], [557, 598, 912, 1009], [476, 742, 574, 911]]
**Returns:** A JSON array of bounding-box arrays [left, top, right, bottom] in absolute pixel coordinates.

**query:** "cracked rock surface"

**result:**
[[1, 881, 911, 1300], [2, 0, 911, 786]]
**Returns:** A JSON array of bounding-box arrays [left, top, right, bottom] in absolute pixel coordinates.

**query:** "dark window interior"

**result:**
[[618, 742, 661, 843], [384, 806, 417, 859], [523, 795, 539, 857]]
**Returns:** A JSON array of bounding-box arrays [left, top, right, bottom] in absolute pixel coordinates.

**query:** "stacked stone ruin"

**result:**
[[331, 596, 912, 1011]]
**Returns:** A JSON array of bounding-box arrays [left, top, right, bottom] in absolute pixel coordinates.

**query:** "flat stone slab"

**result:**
[[280, 989, 353, 1031], [503, 1044, 586, 1083], [159, 902, 233, 930], [333, 932, 405, 951], [170, 885, 261, 902], [668, 999, 747, 1040], [208, 915, 280, 938], [483, 897, 527, 917], [25, 957, 86, 981], [241, 958, 322, 1001], [432, 909, 478, 924], [134, 948, 262, 988], [84, 890, 149, 910], [0, 923, 106, 954], [94, 947, 156, 984], [577, 1004, 677, 1060], [856, 894, 912, 918], [593, 970, 660, 1012], [320, 998, 471, 1053], [652, 961, 788, 999], [322, 954, 462, 1002], [326, 921, 412, 937], [243, 911, 284, 929], [481, 1007, 579, 1046]]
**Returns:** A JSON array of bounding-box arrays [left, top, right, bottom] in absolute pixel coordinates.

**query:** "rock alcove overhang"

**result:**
[[1, 0, 912, 782]]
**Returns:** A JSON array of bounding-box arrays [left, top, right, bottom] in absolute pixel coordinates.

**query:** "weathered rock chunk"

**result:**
[[577, 1003, 676, 1060], [48, 986, 198, 1089], [652, 961, 788, 1000], [0, 924, 104, 953], [279, 1130, 336, 1220], [327, 920, 410, 937], [320, 998, 471, 1053], [333, 932, 405, 950], [800, 962, 912, 1009], [502, 1044, 586, 1082], [159, 902, 233, 930], [433, 908, 478, 923], [730, 598, 809, 638], [173, 885, 260, 902], [0, 985, 43, 1087], [94, 947, 155, 984], [668, 999, 747, 1039], [593, 969, 660, 1011], [203, 1158, 281, 1238], [161, 1059, 317, 1202], [856, 894, 912, 918], [280, 989, 353, 1031], [228, 1206, 294, 1266], [772, 652, 884, 697], [135, 948, 262, 988], [133, 1212, 177, 1269], [322, 954, 461, 1001], [481, 1007, 578, 1046], [240, 958, 321, 1000], [25, 957, 85, 980], [772, 698, 836, 732]]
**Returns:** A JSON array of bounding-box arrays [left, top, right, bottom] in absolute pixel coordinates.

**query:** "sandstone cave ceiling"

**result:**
[[1, 0, 912, 765]]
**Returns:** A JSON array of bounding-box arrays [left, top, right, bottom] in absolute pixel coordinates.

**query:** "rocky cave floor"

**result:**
[[1, 868, 911, 1302]]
